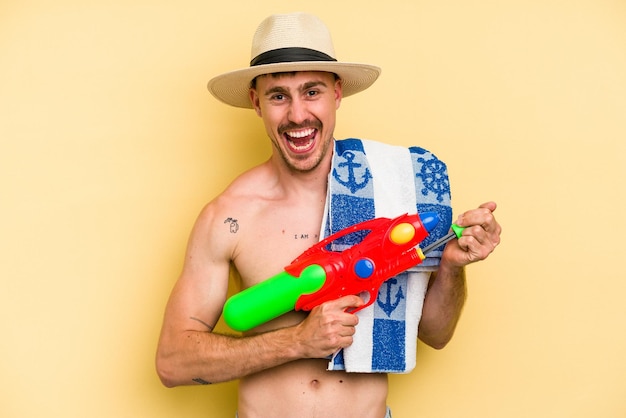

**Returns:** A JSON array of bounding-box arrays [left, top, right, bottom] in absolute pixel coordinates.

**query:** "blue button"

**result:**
[[354, 259, 374, 279]]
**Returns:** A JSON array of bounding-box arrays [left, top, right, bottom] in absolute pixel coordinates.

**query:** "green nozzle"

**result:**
[[451, 223, 465, 238], [223, 264, 326, 332]]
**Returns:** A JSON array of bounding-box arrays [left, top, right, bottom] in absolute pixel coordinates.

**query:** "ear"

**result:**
[[334, 78, 343, 110], [249, 89, 262, 116]]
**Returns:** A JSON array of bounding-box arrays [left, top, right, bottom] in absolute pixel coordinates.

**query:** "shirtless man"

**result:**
[[156, 13, 501, 418]]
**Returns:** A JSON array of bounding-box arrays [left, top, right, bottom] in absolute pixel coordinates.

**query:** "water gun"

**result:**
[[223, 212, 464, 332]]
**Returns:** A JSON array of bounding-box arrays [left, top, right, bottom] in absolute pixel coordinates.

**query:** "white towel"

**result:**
[[321, 138, 452, 373]]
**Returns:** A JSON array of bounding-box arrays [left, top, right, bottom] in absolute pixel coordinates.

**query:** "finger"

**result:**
[[478, 201, 497, 212], [338, 324, 358, 337], [477, 202, 500, 234], [333, 294, 365, 310], [457, 206, 496, 231], [466, 222, 499, 247], [457, 230, 498, 260]]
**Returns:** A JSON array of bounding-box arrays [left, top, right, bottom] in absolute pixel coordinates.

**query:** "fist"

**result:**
[[443, 201, 502, 267], [295, 295, 364, 358]]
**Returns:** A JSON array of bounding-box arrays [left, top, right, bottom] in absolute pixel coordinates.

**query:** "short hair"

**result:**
[[249, 71, 340, 90]]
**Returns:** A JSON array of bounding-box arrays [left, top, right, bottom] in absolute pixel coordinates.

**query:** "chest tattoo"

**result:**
[[294, 233, 319, 240]]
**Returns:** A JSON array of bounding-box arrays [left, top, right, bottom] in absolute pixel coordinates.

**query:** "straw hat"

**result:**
[[207, 12, 381, 108]]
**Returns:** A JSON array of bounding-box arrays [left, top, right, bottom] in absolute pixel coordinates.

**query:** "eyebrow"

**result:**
[[264, 86, 289, 96], [263, 80, 329, 97], [301, 80, 328, 91]]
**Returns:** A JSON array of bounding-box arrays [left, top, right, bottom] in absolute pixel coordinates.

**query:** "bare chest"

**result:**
[[231, 205, 325, 287]]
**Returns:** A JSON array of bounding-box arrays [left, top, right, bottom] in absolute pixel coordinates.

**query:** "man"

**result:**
[[156, 13, 501, 418]]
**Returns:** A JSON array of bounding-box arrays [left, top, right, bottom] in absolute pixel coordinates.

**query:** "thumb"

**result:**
[[479, 201, 498, 212]]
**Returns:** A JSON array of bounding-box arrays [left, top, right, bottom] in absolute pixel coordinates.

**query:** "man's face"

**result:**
[[249, 71, 343, 173]]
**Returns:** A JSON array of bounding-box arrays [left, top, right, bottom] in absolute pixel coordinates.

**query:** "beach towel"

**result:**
[[321, 138, 452, 373]]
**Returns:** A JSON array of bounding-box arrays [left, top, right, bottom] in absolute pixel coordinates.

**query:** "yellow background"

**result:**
[[2, 0, 625, 416]]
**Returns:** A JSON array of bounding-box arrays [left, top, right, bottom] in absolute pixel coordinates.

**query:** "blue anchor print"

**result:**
[[332, 151, 372, 194], [377, 278, 405, 317]]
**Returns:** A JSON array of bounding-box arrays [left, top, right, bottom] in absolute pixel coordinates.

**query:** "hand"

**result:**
[[442, 201, 502, 268], [294, 295, 364, 358]]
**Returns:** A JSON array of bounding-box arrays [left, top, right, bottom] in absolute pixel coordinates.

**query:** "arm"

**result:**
[[418, 201, 501, 349], [155, 203, 362, 387]]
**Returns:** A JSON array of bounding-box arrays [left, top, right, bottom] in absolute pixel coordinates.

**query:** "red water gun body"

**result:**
[[222, 212, 440, 332], [289, 212, 439, 312]]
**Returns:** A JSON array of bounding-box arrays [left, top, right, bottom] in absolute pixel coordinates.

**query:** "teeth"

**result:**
[[286, 128, 315, 138], [289, 137, 314, 151]]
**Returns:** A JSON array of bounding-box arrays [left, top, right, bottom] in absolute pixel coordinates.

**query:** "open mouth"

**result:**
[[284, 128, 317, 153]]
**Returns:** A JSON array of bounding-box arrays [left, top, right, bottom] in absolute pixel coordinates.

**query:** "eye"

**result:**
[[306, 90, 319, 98], [271, 93, 285, 101]]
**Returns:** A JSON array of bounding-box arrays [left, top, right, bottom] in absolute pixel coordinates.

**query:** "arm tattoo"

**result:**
[[192, 378, 211, 385], [190, 317, 214, 331], [224, 217, 239, 233]]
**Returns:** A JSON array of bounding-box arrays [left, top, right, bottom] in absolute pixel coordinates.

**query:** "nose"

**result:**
[[287, 97, 309, 124]]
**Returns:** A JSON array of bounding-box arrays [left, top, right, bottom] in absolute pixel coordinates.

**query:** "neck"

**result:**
[[269, 140, 334, 198]]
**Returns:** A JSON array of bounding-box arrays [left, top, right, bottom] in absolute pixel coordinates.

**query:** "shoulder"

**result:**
[[221, 161, 279, 203], [190, 162, 279, 258], [408, 145, 446, 164], [336, 138, 446, 163]]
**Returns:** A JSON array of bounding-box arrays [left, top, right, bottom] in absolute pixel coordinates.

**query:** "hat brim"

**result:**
[[207, 62, 381, 108]]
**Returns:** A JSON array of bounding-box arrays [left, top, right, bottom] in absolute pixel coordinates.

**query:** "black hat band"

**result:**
[[250, 47, 337, 67]]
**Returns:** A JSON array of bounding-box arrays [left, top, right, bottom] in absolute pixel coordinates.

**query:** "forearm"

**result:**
[[418, 264, 467, 349], [156, 327, 300, 387], [417, 202, 500, 348]]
